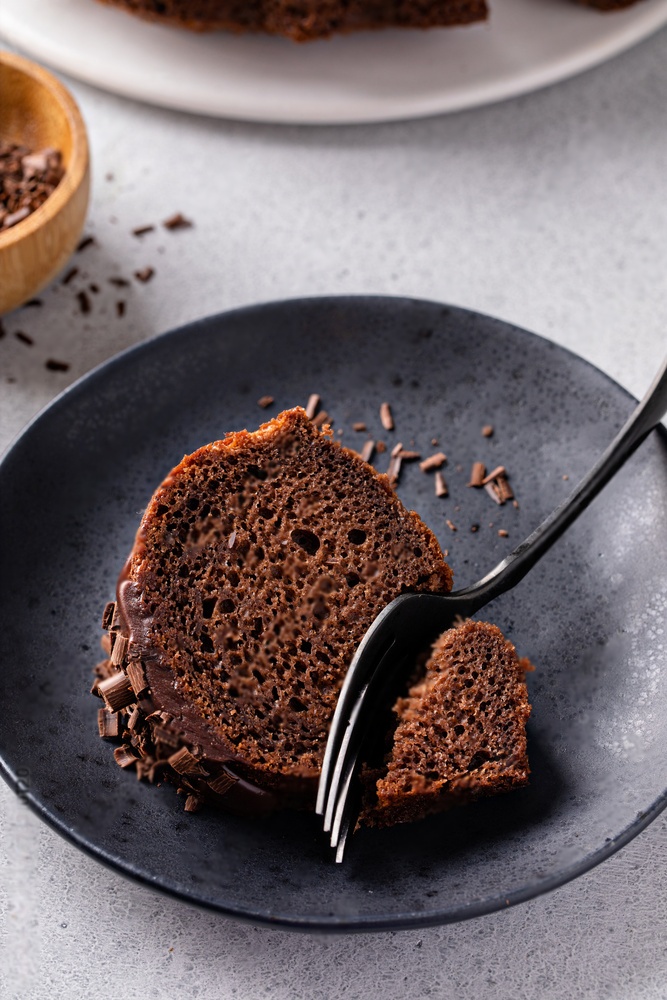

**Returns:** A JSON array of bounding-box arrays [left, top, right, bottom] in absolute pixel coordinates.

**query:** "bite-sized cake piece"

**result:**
[[94, 407, 452, 813], [96, 0, 488, 40], [364, 620, 532, 827]]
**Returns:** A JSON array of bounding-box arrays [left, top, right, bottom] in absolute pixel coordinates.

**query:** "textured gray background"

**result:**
[[1, 22, 667, 999]]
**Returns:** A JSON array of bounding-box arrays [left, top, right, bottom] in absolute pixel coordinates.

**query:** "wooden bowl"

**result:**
[[0, 51, 90, 314]]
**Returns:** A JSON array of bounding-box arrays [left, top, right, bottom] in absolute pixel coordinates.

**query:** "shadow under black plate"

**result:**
[[1, 296, 666, 931]]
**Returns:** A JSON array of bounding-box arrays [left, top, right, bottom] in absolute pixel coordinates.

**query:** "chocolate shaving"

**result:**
[[420, 452, 447, 472], [391, 441, 403, 458], [496, 474, 514, 502], [257, 395, 274, 409], [132, 224, 154, 236], [435, 471, 448, 497], [45, 359, 70, 372], [113, 745, 137, 768], [101, 601, 116, 630], [14, 331, 33, 346], [380, 402, 394, 431], [481, 465, 507, 486], [352, 422, 367, 432], [62, 267, 78, 285], [76, 290, 91, 314], [184, 794, 203, 813], [97, 707, 119, 738], [110, 634, 129, 667], [98, 671, 134, 712], [153, 725, 180, 750], [126, 706, 142, 731], [398, 449, 420, 461], [446, 519, 457, 532], [126, 660, 147, 697], [387, 454, 402, 487], [485, 481, 503, 505], [312, 411, 330, 428], [305, 393, 320, 420], [168, 746, 208, 778], [163, 212, 192, 230], [134, 267, 154, 283], [468, 462, 486, 487], [360, 440, 375, 464], [207, 771, 239, 796], [76, 236, 95, 252]]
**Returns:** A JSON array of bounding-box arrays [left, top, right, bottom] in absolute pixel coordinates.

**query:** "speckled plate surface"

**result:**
[[1, 296, 666, 932]]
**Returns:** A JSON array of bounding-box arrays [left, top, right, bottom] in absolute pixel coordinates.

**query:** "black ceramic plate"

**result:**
[[2, 297, 667, 932]]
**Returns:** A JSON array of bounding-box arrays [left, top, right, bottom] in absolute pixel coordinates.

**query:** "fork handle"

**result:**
[[455, 354, 667, 611]]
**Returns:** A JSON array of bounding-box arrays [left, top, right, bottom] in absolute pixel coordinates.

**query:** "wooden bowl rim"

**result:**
[[0, 50, 90, 251]]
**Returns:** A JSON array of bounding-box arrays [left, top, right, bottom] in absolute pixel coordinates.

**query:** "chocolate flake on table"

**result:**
[[312, 410, 330, 428], [0, 142, 65, 230], [76, 236, 95, 252], [380, 402, 394, 431], [481, 465, 507, 485], [470, 523, 479, 533], [116, 301, 126, 318], [419, 452, 447, 472], [132, 224, 155, 237], [24, 298, 43, 307], [62, 267, 79, 285], [14, 331, 33, 346], [431, 437, 439, 446], [184, 794, 203, 813], [562, 474, 569, 481], [77, 290, 91, 314], [114, 745, 137, 768], [352, 422, 367, 432], [482, 424, 494, 438], [108, 276, 130, 287], [398, 448, 420, 461], [498, 529, 509, 538], [387, 454, 402, 487], [446, 519, 457, 532], [88, 283, 100, 294], [134, 267, 155, 283], [496, 474, 514, 503], [163, 212, 193, 230], [376, 441, 387, 454], [257, 395, 274, 409], [390, 441, 403, 458], [98, 671, 134, 713], [0, 319, 5, 339], [468, 462, 486, 487], [45, 359, 70, 372], [97, 707, 119, 738], [360, 440, 375, 464], [485, 481, 503, 505], [305, 393, 320, 420], [435, 471, 448, 497]]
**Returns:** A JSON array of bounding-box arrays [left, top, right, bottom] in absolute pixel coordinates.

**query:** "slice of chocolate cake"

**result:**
[[94, 407, 453, 813], [364, 620, 532, 827], [96, 0, 488, 40]]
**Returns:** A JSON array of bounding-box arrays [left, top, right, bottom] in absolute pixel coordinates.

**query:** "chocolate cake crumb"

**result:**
[[376, 441, 387, 454], [88, 283, 100, 294], [380, 402, 394, 431], [482, 424, 494, 438], [305, 393, 320, 419], [257, 395, 274, 409], [163, 212, 192, 230], [470, 523, 479, 533], [498, 529, 509, 538], [45, 359, 70, 372]]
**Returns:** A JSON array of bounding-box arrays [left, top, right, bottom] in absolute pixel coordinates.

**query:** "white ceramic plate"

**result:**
[[1, 0, 667, 124]]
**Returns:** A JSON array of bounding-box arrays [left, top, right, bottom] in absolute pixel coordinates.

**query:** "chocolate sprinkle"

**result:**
[[435, 471, 448, 497], [420, 452, 447, 472], [360, 440, 375, 464], [257, 395, 274, 409], [109, 277, 130, 287], [76, 290, 91, 314], [45, 359, 70, 372], [312, 411, 330, 428], [62, 267, 79, 285], [468, 462, 486, 487], [134, 267, 155, 283], [132, 224, 155, 236], [14, 331, 33, 346], [163, 212, 193, 230], [352, 422, 367, 432], [380, 402, 394, 431], [76, 236, 95, 252], [116, 301, 126, 318], [305, 393, 320, 420]]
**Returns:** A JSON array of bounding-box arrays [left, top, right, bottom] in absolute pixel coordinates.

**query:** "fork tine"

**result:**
[[330, 747, 358, 847], [316, 603, 405, 815], [323, 684, 369, 832]]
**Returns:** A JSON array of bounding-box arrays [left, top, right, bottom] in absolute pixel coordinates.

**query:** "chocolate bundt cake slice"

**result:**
[[96, 0, 488, 40], [94, 407, 453, 813], [364, 620, 532, 827]]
